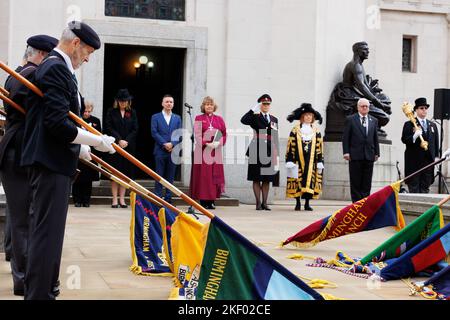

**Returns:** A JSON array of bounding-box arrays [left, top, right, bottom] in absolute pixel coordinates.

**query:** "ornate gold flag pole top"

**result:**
[[402, 102, 428, 151]]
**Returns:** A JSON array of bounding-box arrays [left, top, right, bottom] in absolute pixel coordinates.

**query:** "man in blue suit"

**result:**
[[151, 95, 182, 203]]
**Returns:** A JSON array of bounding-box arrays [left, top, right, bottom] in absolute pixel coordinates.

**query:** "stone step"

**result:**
[[398, 193, 450, 222], [91, 185, 190, 196], [70, 196, 240, 207]]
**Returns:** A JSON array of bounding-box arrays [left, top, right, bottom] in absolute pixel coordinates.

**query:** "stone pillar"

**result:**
[[322, 141, 396, 201]]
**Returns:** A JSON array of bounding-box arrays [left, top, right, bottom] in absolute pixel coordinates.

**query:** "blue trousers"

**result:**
[[154, 154, 176, 201]]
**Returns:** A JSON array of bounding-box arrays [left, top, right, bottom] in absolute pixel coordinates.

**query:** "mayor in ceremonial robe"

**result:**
[[285, 103, 324, 211]]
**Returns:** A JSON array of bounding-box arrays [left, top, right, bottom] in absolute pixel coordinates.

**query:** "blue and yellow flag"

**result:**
[[129, 193, 176, 276]]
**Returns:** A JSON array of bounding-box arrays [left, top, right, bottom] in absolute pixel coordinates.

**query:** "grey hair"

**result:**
[[25, 46, 40, 59], [60, 27, 78, 43], [357, 98, 370, 107]]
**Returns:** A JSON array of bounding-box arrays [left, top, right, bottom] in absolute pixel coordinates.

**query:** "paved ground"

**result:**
[[0, 199, 429, 300]]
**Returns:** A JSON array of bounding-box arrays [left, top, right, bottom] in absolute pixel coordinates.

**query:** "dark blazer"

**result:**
[[0, 62, 37, 168], [21, 51, 80, 177], [342, 113, 379, 161], [401, 118, 439, 176], [104, 108, 139, 152], [151, 112, 182, 156]]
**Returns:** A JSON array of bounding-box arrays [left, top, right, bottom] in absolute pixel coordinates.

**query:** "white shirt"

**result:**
[[54, 48, 81, 107], [162, 111, 172, 125], [300, 124, 313, 141], [419, 118, 427, 132]]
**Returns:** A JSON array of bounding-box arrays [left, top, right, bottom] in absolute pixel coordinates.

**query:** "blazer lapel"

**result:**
[[355, 115, 366, 137]]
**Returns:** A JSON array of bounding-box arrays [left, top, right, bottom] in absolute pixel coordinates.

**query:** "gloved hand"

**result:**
[[413, 129, 423, 142], [252, 103, 261, 113], [79, 144, 91, 160], [317, 162, 324, 174], [442, 148, 450, 160], [71, 128, 116, 154], [285, 161, 296, 169], [94, 135, 116, 153]]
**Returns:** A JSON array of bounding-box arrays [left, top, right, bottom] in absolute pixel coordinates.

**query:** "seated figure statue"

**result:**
[[325, 41, 391, 141]]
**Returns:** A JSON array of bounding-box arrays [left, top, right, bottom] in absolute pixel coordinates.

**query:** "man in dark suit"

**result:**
[[401, 97, 439, 193], [151, 95, 182, 203], [342, 98, 380, 203], [0, 34, 58, 296], [21, 21, 115, 300]]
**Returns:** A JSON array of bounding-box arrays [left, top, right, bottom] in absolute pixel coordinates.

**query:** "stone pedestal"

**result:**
[[322, 141, 397, 201]]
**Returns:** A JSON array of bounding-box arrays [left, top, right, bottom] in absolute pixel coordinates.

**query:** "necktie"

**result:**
[[72, 73, 78, 86], [422, 120, 427, 132], [362, 116, 367, 135], [265, 114, 270, 124]]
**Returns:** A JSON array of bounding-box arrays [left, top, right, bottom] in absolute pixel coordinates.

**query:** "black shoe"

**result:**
[[52, 280, 60, 297], [256, 204, 263, 211], [207, 203, 216, 210], [304, 205, 313, 211], [111, 204, 119, 208], [294, 203, 301, 211], [262, 204, 271, 211], [13, 288, 24, 296], [82, 203, 90, 207], [119, 204, 128, 209], [74, 203, 82, 207], [5, 254, 11, 262]]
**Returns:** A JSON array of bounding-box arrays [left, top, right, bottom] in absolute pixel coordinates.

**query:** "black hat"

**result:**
[[287, 103, 323, 124], [414, 97, 430, 110], [115, 89, 133, 101], [27, 35, 58, 52], [68, 21, 101, 50], [257, 94, 272, 104]]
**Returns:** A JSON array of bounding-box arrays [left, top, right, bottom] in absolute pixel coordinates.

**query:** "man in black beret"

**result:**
[[401, 97, 439, 193], [21, 21, 115, 300], [0, 33, 58, 296]]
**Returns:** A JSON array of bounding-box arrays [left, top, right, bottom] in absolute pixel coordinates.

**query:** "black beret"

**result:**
[[257, 94, 272, 103], [68, 21, 101, 50], [27, 35, 58, 52]]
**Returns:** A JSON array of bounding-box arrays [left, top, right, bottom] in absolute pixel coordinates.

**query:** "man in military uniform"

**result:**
[[21, 21, 116, 300], [0, 34, 58, 296]]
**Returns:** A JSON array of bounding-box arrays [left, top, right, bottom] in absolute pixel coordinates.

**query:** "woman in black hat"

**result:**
[[285, 103, 324, 211], [104, 89, 139, 208], [241, 94, 280, 211]]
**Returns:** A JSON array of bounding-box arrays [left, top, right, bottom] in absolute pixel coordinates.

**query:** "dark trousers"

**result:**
[[25, 165, 71, 300], [72, 181, 93, 204], [406, 167, 434, 193], [0, 149, 31, 293], [349, 160, 374, 203], [3, 207, 11, 260], [154, 154, 176, 201]]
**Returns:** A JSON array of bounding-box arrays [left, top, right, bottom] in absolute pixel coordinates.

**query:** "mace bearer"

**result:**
[[402, 102, 428, 151]]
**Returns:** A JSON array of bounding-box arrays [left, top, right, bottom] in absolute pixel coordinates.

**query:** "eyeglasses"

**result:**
[[359, 105, 369, 108], [417, 107, 427, 110]]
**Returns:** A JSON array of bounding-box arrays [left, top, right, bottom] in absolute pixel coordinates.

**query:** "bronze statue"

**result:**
[[325, 41, 391, 142]]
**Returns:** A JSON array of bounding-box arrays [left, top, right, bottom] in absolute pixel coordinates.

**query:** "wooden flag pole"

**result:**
[[437, 194, 450, 207], [401, 157, 447, 184], [0, 61, 215, 219], [87, 153, 184, 216]]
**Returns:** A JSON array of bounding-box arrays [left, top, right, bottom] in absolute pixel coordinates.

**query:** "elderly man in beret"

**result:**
[[401, 97, 439, 193], [21, 21, 116, 300], [0, 34, 58, 296]]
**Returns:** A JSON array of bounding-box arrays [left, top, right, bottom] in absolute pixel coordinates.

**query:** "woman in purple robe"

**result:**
[[189, 96, 227, 209]]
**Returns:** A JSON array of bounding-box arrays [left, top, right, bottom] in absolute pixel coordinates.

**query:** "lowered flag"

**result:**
[[359, 205, 443, 265], [129, 193, 176, 276], [282, 182, 405, 248], [196, 216, 323, 300], [424, 265, 450, 299], [380, 222, 450, 281], [167, 212, 205, 300]]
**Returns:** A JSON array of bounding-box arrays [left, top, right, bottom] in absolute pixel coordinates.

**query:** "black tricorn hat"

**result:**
[[27, 35, 58, 52], [68, 21, 101, 50], [257, 94, 272, 104], [287, 103, 323, 124], [115, 89, 133, 101], [414, 97, 430, 110]]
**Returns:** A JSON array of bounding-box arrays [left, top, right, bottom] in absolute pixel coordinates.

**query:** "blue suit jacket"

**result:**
[[151, 112, 182, 156]]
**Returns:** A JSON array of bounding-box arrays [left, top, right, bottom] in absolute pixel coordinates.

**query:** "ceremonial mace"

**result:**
[[402, 102, 428, 151]]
